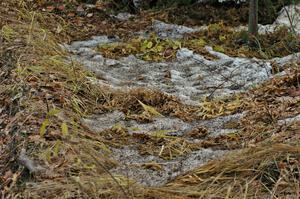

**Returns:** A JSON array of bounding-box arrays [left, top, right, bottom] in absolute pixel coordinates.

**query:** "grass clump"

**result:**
[[155, 144, 300, 199], [184, 22, 300, 59], [98, 33, 181, 61], [1, 1, 300, 199], [99, 22, 300, 61], [0, 2, 133, 198]]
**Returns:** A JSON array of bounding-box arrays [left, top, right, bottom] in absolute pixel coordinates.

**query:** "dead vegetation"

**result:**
[[153, 144, 300, 199], [0, 1, 300, 199], [98, 22, 300, 61]]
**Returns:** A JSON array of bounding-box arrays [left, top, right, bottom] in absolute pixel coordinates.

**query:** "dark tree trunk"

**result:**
[[248, 0, 258, 36]]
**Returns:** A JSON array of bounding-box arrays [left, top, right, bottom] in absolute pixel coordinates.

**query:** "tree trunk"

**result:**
[[248, 0, 258, 36]]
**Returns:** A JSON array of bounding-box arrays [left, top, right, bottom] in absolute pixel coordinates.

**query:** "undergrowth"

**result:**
[[0, 2, 131, 198], [1, 1, 300, 199], [98, 22, 300, 61]]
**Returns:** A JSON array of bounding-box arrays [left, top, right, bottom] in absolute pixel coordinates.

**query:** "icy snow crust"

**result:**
[[65, 33, 299, 106], [259, 4, 300, 34], [64, 12, 300, 186], [82, 111, 242, 186]]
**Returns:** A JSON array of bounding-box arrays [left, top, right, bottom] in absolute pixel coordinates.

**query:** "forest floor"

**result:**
[[1, 1, 300, 198]]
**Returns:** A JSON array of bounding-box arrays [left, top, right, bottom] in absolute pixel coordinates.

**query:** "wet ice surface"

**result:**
[[69, 18, 300, 186]]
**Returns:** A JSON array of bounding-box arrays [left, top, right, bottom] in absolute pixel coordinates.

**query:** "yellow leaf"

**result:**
[[56, 24, 63, 34], [53, 140, 61, 157], [150, 130, 176, 138], [61, 122, 68, 136], [152, 45, 164, 53], [47, 108, 60, 117], [213, 45, 225, 53], [138, 100, 163, 117], [219, 35, 226, 42], [1, 25, 16, 41], [83, 163, 96, 169], [147, 41, 153, 48], [43, 148, 52, 162], [111, 123, 126, 134], [141, 40, 153, 51], [172, 40, 181, 49], [40, 119, 49, 137], [193, 38, 206, 47], [142, 54, 151, 60]]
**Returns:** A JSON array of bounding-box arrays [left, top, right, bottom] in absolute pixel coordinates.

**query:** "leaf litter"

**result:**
[[1, 1, 300, 198]]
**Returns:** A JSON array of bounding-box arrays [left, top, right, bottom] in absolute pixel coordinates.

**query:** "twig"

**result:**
[[282, 4, 296, 34], [191, 55, 244, 99], [83, 147, 130, 199]]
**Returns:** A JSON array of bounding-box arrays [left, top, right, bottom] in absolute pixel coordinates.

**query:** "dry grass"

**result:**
[[1, 1, 300, 199], [160, 144, 300, 198], [0, 1, 125, 198]]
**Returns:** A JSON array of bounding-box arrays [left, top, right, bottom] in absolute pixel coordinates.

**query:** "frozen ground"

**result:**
[[82, 111, 239, 186], [64, 10, 300, 186], [66, 35, 299, 106]]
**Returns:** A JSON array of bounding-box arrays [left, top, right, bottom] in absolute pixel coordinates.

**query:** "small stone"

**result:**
[[176, 48, 194, 59], [115, 12, 134, 21], [87, 13, 93, 18]]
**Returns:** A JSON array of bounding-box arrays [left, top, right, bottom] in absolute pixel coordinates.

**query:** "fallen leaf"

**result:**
[[61, 122, 68, 136], [138, 100, 163, 117], [289, 88, 300, 97], [57, 5, 65, 11], [76, 5, 84, 12], [67, 12, 76, 17], [46, 6, 55, 12], [40, 119, 49, 137], [141, 162, 163, 171]]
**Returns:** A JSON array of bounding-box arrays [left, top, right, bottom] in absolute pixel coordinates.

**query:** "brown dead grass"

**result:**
[[0, 2, 123, 198], [184, 23, 300, 59], [148, 144, 300, 199], [1, 1, 300, 199]]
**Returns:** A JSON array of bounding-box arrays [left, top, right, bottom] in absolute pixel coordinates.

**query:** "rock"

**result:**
[[91, 54, 105, 62], [110, 147, 226, 186], [66, 34, 300, 105], [278, 114, 300, 125], [86, 13, 93, 18], [81, 111, 125, 132], [176, 48, 194, 59], [114, 12, 134, 21], [259, 4, 300, 35], [69, 36, 116, 50], [152, 20, 201, 39], [76, 47, 97, 57], [275, 4, 300, 34]]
